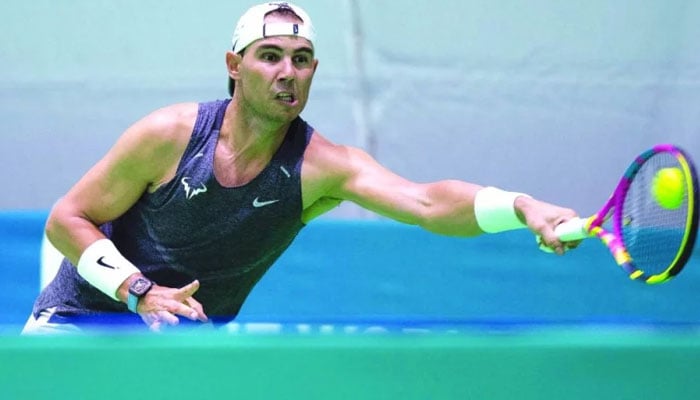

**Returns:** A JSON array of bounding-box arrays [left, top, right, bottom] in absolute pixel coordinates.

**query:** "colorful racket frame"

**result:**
[[581, 144, 698, 284]]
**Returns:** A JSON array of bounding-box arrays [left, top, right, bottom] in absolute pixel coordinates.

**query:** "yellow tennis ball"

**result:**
[[652, 167, 685, 209]]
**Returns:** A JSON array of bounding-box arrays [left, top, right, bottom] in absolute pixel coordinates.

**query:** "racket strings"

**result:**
[[622, 153, 689, 276]]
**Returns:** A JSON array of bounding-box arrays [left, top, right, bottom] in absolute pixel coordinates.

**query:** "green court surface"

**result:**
[[3, 214, 700, 398], [1, 326, 699, 399]]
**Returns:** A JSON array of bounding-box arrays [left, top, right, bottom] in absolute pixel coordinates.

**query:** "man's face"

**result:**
[[234, 14, 318, 123]]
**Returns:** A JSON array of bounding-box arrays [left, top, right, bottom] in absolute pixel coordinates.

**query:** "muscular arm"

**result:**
[[302, 133, 578, 250], [302, 134, 484, 236], [45, 104, 209, 325], [45, 104, 196, 264]]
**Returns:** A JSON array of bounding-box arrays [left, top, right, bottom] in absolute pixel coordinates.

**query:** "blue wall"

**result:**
[[0, 212, 43, 328], [3, 211, 699, 333]]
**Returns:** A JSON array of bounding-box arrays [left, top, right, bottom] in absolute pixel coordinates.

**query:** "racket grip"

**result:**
[[554, 217, 589, 241]]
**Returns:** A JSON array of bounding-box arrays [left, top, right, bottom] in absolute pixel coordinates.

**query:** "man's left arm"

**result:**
[[308, 139, 579, 253]]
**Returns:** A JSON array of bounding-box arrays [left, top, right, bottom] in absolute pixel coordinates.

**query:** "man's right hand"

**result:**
[[119, 276, 208, 331]]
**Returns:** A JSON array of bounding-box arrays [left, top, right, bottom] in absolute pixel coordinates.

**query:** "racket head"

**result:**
[[588, 144, 698, 284]]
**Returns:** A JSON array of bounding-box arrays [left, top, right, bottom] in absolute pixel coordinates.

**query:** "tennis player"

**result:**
[[23, 2, 579, 334]]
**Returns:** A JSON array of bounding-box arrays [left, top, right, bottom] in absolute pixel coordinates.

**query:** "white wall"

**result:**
[[1, 0, 699, 216]]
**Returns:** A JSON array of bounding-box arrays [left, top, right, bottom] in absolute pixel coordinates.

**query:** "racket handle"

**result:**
[[554, 217, 589, 241]]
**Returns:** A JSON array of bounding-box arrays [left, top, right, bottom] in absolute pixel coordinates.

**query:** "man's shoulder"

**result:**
[[120, 102, 201, 157], [150, 102, 200, 127], [304, 131, 365, 167], [302, 131, 363, 181], [137, 102, 200, 139]]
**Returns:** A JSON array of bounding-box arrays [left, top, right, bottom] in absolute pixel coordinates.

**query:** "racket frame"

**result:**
[[556, 144, 698, 284]]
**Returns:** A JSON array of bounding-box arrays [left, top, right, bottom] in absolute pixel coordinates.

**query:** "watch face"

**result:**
[[130, 278, 153, 296]]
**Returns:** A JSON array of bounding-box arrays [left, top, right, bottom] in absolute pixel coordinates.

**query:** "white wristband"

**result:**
[[77, 239, 140, 301], [474, 186, 531, 233]]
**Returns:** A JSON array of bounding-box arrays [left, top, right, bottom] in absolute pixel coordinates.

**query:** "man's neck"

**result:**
[[221, 99, 292, 161], [210, 99, 295, 189]]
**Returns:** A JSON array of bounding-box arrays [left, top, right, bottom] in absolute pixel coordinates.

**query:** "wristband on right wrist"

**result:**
[[76, 239, 141, 301]]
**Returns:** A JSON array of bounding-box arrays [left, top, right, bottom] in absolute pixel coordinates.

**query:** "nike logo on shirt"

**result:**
[[253, 197, 280, 208]]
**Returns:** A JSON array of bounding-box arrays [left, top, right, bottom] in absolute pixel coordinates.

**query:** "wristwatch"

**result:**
[[127, 276, 154, 313]]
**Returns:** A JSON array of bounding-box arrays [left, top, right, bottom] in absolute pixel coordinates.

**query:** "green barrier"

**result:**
[[1, 328, 699, 399]]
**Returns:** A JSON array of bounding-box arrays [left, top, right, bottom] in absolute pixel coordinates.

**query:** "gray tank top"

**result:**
[[33, 99, 311, 324]]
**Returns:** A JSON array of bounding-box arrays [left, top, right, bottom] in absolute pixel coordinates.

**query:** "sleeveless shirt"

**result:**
[[33, 99, 311, 324]]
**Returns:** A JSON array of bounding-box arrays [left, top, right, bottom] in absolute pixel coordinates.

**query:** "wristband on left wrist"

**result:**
[[474, 186, 532, 233]]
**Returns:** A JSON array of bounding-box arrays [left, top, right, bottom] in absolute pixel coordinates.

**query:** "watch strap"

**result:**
[[127, 292, 140, 313]]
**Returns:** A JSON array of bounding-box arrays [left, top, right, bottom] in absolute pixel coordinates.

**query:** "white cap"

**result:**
[[231, 2, 315, 54]]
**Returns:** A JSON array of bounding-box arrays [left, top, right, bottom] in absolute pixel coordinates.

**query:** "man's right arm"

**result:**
[[44, 103, 208, 326], [45, 104, 195, 264]]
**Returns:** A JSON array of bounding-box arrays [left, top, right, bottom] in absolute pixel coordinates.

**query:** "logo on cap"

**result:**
[[270, 2, 292, 8]]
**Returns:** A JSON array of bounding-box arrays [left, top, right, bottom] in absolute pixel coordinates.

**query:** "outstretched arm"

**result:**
[[302, 134, 578, 254]]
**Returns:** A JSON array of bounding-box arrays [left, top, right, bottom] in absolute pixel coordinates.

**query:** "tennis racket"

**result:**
[[553, 143, 698, 284]]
